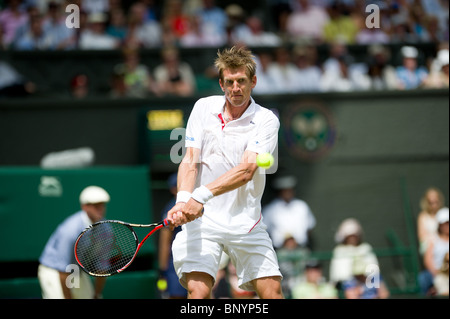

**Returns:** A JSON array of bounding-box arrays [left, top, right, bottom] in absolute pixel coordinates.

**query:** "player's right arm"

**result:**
[[167, 147, 200, 228]]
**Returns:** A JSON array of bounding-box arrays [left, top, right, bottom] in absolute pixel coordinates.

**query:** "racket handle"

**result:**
[[162, 218, 170, 227]]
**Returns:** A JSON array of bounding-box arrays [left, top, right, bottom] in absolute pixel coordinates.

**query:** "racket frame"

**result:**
[[74, 219, 169, 277]]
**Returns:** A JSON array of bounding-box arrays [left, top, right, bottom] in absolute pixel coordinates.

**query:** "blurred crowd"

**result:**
[[1, 0, 448, 50], [0, 0, 449, 98], [259, 177, 448, 299]]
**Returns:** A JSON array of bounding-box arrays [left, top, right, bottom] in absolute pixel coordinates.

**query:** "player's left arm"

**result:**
[[206, 150, 258, 197], [177, 151, 258, 226]]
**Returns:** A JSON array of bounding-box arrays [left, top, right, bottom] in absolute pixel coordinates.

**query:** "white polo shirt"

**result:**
[[185, 95, 280, 234]]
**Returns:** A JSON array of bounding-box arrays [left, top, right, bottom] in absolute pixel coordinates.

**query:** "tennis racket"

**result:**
[[74, 218, 169, 277]]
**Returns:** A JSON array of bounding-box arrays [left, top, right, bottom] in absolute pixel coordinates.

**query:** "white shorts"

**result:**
[[172, 220, 282, 291]]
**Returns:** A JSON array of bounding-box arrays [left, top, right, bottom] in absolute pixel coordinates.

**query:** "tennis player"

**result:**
[[167, 46, 283, 299]]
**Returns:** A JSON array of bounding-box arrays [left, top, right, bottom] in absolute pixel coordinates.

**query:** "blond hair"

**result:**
[[420, 187, 445, 214], [214, 46, 257, 81]]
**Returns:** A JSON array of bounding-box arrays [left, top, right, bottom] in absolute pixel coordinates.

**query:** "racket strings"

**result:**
[[76, 222, 138, 275]]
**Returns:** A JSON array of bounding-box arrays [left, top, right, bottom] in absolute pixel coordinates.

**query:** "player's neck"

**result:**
[[224, 100, 251, 121]]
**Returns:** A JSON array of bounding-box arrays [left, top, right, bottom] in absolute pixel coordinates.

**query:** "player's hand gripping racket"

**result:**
[[74, 218, 169, 277]]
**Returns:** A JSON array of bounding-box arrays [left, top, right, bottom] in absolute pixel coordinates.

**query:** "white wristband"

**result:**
[[191, 185, 214, 204], [176, 191, 191, 203]]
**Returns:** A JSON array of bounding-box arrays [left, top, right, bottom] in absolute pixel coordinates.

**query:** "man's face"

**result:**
[[219, 66, 256, 108], [83, 202, 107, 223]]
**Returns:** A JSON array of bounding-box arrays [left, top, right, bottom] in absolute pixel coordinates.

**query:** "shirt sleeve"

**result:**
[[246, 110, 280, 155], [185, 98, 205, 149]]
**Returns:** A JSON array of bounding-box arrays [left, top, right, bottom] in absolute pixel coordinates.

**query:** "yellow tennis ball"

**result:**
[[256, 152, 274, 169], [157, 278, 168, 291]]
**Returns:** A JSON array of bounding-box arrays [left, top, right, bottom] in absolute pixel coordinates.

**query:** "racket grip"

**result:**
[[162, 218, 170, 227]]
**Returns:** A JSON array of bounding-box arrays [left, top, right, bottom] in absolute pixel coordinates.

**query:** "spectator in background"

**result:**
[[355, 22, 390, 45], [195, 0, 227, 47], [417, 187, 446, 256], [329, 218, 380, 290], [320, 53, 371, 92], [42, 1, 76, 50], [126, 1, 161, 48], [106, 7, 128, 45], [38, 186, 110, 299], [14, 11, 54, 50], [366, 44, 400, 91], [158, 173, 187, 299], [162, 0, 190, 42], [419, 207, 449, 296], [224, 4, 247, 47], [263, 175, 316, 250], [263, 175, 316, 297], [232, 15, 282, 47], [0, 0, 29, 48], [113, 46, 161, 98], [253, 50, 276, 95], [266, 46, 299, 94], [70, 73, 89, 99], [422, 48, 449, 88], [81, 0, 109, 15], [434, 252, 449, 296], [180, 14, 222, 48], [291, 44, 322, 92], [285, 0, 330, 44], [322, 1, 359, 45], [291, 259, 338, 299], [78, 12, 118, 49], [395, 46, 429, 90], [153, 46, 195, 97], [341, 256, 390, 299]]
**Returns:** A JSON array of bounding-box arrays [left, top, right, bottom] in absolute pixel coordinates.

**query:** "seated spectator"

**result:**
[[126, 1, 161, 48], [113, 46, 161, 98], [153, 46, 196, 97], [252, 50, 276, 95], [285, 0, 330, 44], [395, 46, 429, 90], [422, 49, 449, 89], [266, 46, 300, 94], [434, 252, 449, 296], [195, 0, 227, 46], [291, 259, 338, 299], [81, 0, 109, 15], [418, 207, 449, 296], [355, 25, 390, 45], [78, 12, 118, 49], [366, 44, 400, 90], [232, 15, 282, 47], [341, 257, 390, 299], [329, 218, 380, 288], [291, 44, 322, 92], [263, 175, 316, 250], [106, 8, 128, 45], [320, 54, 371, 92], [14, 12, 55, 50], [0, 0, 29, 48], [162, 0, 190, 42], [179, 14, 223, 48], [70, 74, 89, 99], [42, 1, 76, 50], [322, 2, 359, 44], [416, 187, 445, 256]]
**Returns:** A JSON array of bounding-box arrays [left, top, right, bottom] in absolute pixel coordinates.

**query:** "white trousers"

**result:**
[[38, 264, 95, 299]]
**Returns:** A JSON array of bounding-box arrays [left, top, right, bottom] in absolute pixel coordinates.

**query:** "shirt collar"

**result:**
[[212, 95, 256, 121]]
